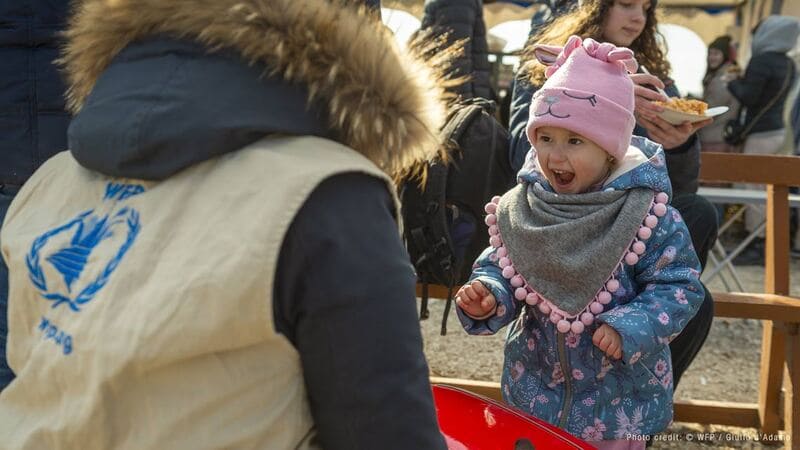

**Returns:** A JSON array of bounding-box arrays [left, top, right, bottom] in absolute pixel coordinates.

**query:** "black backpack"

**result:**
[[400, 98, 515, 334]]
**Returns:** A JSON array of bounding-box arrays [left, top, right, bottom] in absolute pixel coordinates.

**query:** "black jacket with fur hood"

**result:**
[[57, 0, 450, 448]]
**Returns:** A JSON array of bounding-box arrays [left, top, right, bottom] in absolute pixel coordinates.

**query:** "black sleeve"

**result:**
[[508, 75, 537, 173], [664, 134, 700, 196], [420, 0, 483, 99], [728, 54, 770, 108], [273, 173, 446, 450]]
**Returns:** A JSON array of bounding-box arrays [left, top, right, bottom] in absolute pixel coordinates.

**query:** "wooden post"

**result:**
[[759, 185, 791, 438], [765, 185, 790, 296], [784, 326, 800, 449], [760, 322, 786, 435], [763, 185, 793, 445]]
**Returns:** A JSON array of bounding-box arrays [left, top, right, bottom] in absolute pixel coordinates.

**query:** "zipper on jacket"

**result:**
[[557, 332, 573, 429]]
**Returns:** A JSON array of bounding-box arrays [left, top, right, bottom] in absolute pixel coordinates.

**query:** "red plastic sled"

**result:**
[[433, 384, 596, 450]]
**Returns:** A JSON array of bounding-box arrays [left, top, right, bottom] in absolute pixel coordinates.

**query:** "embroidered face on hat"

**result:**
[[526, 35, 638, 164]]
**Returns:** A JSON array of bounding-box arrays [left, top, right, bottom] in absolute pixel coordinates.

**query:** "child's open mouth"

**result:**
[[552, 169, 575, 187]]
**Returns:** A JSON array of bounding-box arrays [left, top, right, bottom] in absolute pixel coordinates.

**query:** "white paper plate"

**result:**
[[659, 105, 729, 125]]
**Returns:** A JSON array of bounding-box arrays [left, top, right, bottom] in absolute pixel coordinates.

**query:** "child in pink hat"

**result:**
[[455, 36, 704, 449]]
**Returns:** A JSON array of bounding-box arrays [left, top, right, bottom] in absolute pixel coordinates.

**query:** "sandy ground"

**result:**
[[420, 257, 800, 449]]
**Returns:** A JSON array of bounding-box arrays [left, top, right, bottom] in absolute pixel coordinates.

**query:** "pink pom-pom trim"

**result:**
[[653, 203, 667, 217], [597, 291, 612, 304], [514, 287, 528, 300], [590, 302, 604, 315], [644, 215, 658, 229], [625, 252, 639, 266], [638, 227, 652, 240], [497, 247, 508, 258], [525, 293, 539, 305], [484, 202, 497, 214], [557, 320, 571, 333], [502, 265, 515, 279], [571, 321, 585, 334], [656, 192, 669, 204], [490, 235, 502, 248], [606, 279, 620, 293], [632, 241, 646, 255], [511, 275, 524, 288], [485, 214, 497, 226], [581, 312, 595, 326], [539, 302, 551, 314]]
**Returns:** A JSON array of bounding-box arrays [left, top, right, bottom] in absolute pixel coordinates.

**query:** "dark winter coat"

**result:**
[[728, 15, 800, 134], [419, 0, 493, 100], [0, 1, 71, 186]]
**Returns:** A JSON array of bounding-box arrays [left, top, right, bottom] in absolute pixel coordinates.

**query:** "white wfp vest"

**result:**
[[0, 136, 395, 450]]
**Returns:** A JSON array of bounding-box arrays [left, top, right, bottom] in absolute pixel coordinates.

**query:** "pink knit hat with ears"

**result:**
[[526, 35, 638, 161]]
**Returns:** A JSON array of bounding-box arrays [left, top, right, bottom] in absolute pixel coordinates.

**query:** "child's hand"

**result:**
[[455, 280, 497, 320], [592, 324, 623, 360]]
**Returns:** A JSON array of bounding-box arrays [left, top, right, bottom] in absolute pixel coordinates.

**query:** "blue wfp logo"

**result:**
[[26, 183, 144, 312]]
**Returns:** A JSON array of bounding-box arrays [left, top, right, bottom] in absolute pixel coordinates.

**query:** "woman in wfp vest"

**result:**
[[0, 1, 449, 448]]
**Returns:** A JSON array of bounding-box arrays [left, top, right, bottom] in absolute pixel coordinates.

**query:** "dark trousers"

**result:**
[[669, 192, 719, 387], [0, 184, 19, 392]]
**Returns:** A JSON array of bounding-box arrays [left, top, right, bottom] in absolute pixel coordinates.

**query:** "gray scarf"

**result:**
[[496, 183, 653, 317]]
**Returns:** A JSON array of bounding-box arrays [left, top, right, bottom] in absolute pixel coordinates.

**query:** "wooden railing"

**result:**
[[420, 153, 800, 448]]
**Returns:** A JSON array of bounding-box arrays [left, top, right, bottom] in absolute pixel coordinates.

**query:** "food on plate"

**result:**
[[654, 98, 708, 116]]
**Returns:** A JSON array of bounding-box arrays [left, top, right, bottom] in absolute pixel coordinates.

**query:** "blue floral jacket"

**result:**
[[457, 137, 704, 441]]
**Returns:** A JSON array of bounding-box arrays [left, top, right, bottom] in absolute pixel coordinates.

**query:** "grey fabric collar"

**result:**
[[496, 183, 653, 317]]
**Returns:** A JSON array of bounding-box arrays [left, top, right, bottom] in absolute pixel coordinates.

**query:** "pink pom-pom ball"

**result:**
[[514, 287, 528, 300], [632, 241, 646, 255], [484, 202, 497, 214], [499, 257, 510, 268], [485, 214, 497, 226], [525, 293, 539, 305], [511, 275, 524, 288], [571, 321, 585, 334], [625, 252, 639, 266], [645, 215, 658, 229], [502, 265, 515, 279], [497, 247, 508, 258], [488, 225, 499, 236], [557, 320, 571, 333], [606, 279, 620, 292], [638, 226, 652, 240], [492, 195, 501, 204], [590, 302, 604, 315], [550, 312, 563, 323], [656, 192, 669, 204], [581, 312, 594, 326], [538, 302, 551, 314], [653, 203, 667, 217], [489, 235, 501, 248], [597, 291, 612, 305]]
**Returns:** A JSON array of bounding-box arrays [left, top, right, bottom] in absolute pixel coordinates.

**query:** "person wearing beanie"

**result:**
[[509, 0, 717, 402], [700, 35, 740, 154], [455, 36, 703, 449]]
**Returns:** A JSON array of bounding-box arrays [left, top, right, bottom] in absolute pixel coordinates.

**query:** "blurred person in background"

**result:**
[[728, 15, 800, 266], [419, 0, 493, 100], [700, 35, 740, 154]]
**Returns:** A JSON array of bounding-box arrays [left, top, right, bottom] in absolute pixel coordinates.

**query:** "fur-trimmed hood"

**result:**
[[61, 0, 454, 180]]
